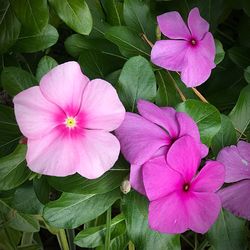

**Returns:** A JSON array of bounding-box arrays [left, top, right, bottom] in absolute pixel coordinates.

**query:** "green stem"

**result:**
[[180, 235, 194, 249], [57, 229, 69, 250], [104, 207, 112, 250], [128, 241, 135, 250], [194, 233, 198, 250], [66, 229, 76, 250], [21, 232, 33, 245]]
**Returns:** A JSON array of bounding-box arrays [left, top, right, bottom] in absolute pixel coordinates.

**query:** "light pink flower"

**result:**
[[143, 136, 225, 234], [14, 61, 125, 178], [217, 141, 250, 220], [115, 99, 208, 194], [151, 7, 215, 87]]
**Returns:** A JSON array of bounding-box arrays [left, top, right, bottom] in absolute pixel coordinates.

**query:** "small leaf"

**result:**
[[215, 39, 225, 65], [36, 56, 58, 81]]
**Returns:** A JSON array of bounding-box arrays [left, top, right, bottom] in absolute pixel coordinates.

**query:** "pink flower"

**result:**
[[217, 141, 250, 220], [143, 136, 225, 234], [115, 99, 208, 194], [151, 7, 215, 87], [14, 61, 125, 178]]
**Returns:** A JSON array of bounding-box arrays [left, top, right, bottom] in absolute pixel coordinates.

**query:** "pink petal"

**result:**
[[143, 156, 183, 201], [137, 100, 179, 138], [27, 128, 77, 176], [115, 113, 169, 165], [148, 192, 189, 234], [199, 32, 216, 62], [237, 141, 250, 163], [176, 112, 208, 157], [14, 86, 64, 139], [167, 135, 201, 182], [218, 180, 250, 220], [187, 8, 209, 40], [80, 79, 125, 131], [217, 144, 250, 183], [76, 130, 120, 179], [157, 11, 191, 40], [39, 61, 89, 115], [151, 40, 188, 72], [130, 164, 146, 195], [191, 161, 225, 192], [187, 192, 221, 234]]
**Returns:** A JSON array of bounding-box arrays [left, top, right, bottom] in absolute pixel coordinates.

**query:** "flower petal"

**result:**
[[218, 180, 250, 221], [76, 130, 120, 179], [115, 113, 169, 165], [191, 161, 225, 192], [148, 192, 188, 234], [187, 8, 209, 40], [217, 144, 250, 183], [167, 135, 201, 182], [199, 32, 216, 62], [137, 100, 179, 138], [187, 192, 221, 234], [151, 40, 188, 72], [14, 86, 64, 139], [80, 79, 125, 131], [39, 61, 89, 115], [237, 141, 250, 163], [130, 164, 146, 195], [157, 11, 190, 39], [143, 156, 183, 201]]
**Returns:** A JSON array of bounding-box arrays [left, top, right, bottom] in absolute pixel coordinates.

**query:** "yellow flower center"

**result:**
[[65, 117, 76, 128]]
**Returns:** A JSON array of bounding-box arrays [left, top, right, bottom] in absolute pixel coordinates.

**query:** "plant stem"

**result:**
[[194, 233, 198, 250], [57, 229, 69, 250], [66, 229, 76, 250], [191, 88, 208, 103], [180, 234, 194, 249], [21, 232, 33, 245], [128, 241, 135, 250], [141, 33, 154, 47], [104, 207, 112, 250]]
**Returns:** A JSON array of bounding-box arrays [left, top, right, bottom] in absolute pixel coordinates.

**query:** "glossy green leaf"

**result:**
[[101, 0, 123, 26], [105, 26, 151, 58], [10, 0, 49, 33], [1, 67, 37, 96], [13, 24, 59, 53], [118, 55, 156, 111], [215, 39, 225, 65], [229, 84, 250, 139], [36, 56, 58, 81], [109, 233, 129, 250], [122, 191, 180, 250], [0, 145, 31, 191], [43, 189, 120, 229], [49, 0, 92, 35], [208, 209, 248, 250], [176, 100, 221, 146]]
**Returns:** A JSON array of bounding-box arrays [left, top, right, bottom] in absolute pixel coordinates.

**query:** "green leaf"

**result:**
[[13, 24, 59, 53], [123, 0, 155, 41], [0, 0, 21, 54], [43, 189, 121, 229], [122, 191, 180, 250], [109, 233, 129, 250], [215, 39, 225, 65], [0, 227, 21, 250], [49, 0, 92, 35], [0, 145, 31, 191], [211, 114, 237, 156], [1, 67, 37, 96], [244, 66, 250, 84], [10, 0, 49, 33], [105, 26, 151, 58], [176, 100, 221, 146], [74, 214, 126, 248], [101, 0, 123, 26], [229, 84, 250, 139], [228, 46, 250, 68], [118, 56, 156, 111], [36, 56, 58, 81], [208, 209, 248, 250]]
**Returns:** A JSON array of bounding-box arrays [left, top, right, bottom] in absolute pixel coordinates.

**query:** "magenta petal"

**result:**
[[218, 180, 250, 220], [151, 40, 188, 72], [130, 164, 146, 195], [115, 113, 168, 165], [199, 32, 216, 62], [187, 192, 221, 234], [217, 144, 250, 183], [187, 8, 209, 40], [143, 156, 183, 201], [157, 11, 191, 39], [191, 161, 225, 192], [137, 100, 179, 138], [148, 192, 189, 234], [167, 135, 201, 182], [237, 141, 250, 163]]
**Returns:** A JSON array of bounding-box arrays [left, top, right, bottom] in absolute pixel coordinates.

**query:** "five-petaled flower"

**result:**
[[217, 141, 250, 220], [143, 136, 225, 234], [151, 7, 215, 87], [14, 61, 125, 178]]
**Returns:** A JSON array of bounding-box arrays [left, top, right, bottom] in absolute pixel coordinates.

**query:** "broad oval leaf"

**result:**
[[36, 56, 58, 81]]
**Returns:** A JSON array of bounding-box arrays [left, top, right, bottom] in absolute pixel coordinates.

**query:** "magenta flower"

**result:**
[[217, 141, 250, 220], [143, 136, 224, 234], [151, 7, 215, 87], [14, 61, 125, 178], [115, 99, 208, 194]]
